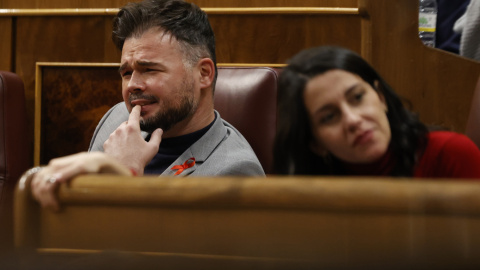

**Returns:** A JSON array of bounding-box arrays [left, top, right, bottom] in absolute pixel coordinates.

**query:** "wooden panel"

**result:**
[[0, 0, 357, 9], [212, 14, 362, 64], [15, 16, 119, 155], [0, 0, 133, 9], [37, 65, 122, 165], [0, 17, 12, 71], [361, 0, 480, 131], [196, 0, 358, 8], [14, 174, 480, 268]]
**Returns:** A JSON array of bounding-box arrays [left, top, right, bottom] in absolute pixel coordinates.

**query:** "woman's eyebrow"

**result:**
[[344, 83, 362, 96], [312, 83, 362, 116]]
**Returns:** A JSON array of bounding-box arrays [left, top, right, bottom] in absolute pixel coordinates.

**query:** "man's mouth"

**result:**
[[130, 98, 158, 117], [130, 99, 156, 107]]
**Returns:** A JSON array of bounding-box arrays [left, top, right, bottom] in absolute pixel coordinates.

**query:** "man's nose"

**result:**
[[127, 72, 146, 92]]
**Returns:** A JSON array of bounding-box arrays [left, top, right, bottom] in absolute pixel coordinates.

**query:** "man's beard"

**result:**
[[130, 78, 197, 133]]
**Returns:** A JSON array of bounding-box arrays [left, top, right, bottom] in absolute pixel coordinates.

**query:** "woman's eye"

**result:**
[[319, 112, 336, 124], [351, 91, 365, 103]]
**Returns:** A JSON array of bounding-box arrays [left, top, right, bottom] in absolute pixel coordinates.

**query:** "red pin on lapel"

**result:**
[[171, 157, 196, 175]]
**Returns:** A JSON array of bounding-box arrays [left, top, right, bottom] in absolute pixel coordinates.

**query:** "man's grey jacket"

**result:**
[[88, 102, 265, 177]]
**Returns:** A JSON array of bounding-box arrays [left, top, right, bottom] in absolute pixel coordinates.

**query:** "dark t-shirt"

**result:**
[[143, 116, 216, 175]]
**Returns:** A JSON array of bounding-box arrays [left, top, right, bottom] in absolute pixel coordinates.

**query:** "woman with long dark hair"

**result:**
[[274, 46, 480, 178]]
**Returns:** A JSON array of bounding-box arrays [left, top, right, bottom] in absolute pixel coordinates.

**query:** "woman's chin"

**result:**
[[344, 147, 389, 164]]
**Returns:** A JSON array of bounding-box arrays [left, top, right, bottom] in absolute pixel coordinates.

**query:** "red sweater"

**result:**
[[414, 131, 480, 179], [342, 131, 480, 179]]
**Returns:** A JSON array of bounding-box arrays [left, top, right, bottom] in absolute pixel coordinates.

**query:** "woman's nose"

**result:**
[[343, 107, 361, 132]]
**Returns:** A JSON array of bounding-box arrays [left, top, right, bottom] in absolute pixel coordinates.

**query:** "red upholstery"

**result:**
[[214, 67, 278, 174], [0, 71, 31, 251], [466, 75, 480, 148]]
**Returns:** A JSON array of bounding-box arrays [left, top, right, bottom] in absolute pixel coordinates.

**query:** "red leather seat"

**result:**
[[214, 67, 278, 174], [0, 71, 31, 252]]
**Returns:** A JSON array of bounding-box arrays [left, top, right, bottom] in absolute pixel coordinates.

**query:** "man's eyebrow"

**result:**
[[118, 61, 162, 74], [136, 60, 161, 67], [118, 62, 127, 74]]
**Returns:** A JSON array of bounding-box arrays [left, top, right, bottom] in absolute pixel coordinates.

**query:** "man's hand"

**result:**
[[31, 152, 132, 211], [103, 105, 163, 175]]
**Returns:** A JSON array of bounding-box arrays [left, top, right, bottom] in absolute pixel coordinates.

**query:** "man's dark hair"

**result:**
[[112, 0, 217, 85], [273, 46, 429, 176]]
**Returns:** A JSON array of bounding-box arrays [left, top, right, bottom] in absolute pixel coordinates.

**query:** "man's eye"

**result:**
[[122, 71, 132, 77]]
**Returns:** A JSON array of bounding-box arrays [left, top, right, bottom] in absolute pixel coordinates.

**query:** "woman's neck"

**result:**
[[339, 147, 395, 176]]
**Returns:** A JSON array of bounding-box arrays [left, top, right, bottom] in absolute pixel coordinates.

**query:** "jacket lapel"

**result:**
[[161, 111, 227, 176]]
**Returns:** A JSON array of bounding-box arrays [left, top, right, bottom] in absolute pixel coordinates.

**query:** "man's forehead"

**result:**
[[121, 30, 180, 59], [125, 28, 177, 48]]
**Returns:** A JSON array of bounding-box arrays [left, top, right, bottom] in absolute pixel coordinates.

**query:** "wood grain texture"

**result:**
[[361, 0, 480, 131], [15, 16, 119, 157], [0, 17, 12, 70], [14, 174, 480, 268], [39, 66, 122, 164], [0, 0, 357, 9], [211, 14, 362, 64], [0, 0, 134, 9]]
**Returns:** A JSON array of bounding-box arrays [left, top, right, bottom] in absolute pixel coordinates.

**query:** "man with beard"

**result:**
[[30, 0, 264, 211]]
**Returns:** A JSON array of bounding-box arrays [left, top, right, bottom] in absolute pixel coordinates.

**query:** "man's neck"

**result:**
[[162, 108, 215, 138]]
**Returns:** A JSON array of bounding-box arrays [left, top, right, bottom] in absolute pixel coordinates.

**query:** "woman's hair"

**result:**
[[273, 46, 428, 176]]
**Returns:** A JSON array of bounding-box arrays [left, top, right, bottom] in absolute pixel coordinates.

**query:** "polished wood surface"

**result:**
[[0, 0, 357, 8], [14, 173, 480, 268], [212, 14, 362, 64], [0, 7, 360, 16], [360, 0, 480, 131], [0, 17, 12, 71], [14, 16, 119, 161], [35, 64, 122, 165]]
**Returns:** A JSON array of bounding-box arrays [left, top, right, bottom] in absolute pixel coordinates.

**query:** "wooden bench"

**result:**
[[14, 172, 480, 269]]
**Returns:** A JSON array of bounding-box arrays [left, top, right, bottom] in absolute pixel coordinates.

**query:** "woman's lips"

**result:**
[[353, 130, 374, 147]]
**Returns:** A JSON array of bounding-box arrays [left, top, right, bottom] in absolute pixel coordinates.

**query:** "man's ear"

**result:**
[[197, 58, 215, 89]]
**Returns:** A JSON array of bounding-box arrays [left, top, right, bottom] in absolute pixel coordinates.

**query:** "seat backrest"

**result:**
[[465, 75, 480, 148], [214, 67, 278, 174], [0, 71, 30, 252]]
